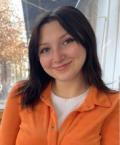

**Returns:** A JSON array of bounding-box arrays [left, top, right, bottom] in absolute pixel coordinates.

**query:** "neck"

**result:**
[[52, 77, 89, 99]]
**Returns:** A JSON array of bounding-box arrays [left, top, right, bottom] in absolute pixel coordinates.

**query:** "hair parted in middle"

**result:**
[[18, 6, 112, 108]]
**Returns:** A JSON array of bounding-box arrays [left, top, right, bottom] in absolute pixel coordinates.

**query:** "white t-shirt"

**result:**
[[51, 90, 88, 128]]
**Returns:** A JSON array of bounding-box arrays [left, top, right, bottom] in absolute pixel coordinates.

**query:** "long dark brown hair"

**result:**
[[17, 6, 115, 108]]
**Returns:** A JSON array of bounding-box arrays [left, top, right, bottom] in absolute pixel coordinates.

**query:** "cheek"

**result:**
[[69, 45, 86, 59], [39, 57, 50, 70]]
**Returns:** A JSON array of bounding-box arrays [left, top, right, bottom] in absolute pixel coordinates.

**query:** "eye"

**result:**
[[63, 37, 75, 46], [39, 47, 50, 54]]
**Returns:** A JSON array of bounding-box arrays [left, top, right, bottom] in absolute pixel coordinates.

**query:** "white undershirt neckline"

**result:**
[[51, 89, 88, 128]]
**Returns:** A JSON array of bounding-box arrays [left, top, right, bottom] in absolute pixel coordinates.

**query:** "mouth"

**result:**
[[53, 61, 72, 71]]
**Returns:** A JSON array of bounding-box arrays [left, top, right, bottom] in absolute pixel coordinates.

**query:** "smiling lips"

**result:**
[[53, 61, 72, 71]]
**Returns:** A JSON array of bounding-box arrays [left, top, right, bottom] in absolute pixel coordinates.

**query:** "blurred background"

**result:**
[[0, 0, 120, 109]]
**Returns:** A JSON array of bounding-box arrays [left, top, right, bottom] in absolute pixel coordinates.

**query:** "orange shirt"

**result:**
[[0, 83, 119, 145]]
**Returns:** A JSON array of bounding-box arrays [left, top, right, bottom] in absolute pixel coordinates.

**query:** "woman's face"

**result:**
[[39, 20, 86, 83]]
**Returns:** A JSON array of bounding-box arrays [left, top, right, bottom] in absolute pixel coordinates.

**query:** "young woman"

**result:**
[[0, 6, 119, 145]]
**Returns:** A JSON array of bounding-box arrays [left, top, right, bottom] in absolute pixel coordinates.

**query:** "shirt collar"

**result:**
[[41, 83, 112, 112], [76, 86, 112, 112]]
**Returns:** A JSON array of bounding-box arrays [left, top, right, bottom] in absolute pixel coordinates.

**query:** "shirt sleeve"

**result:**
[[101, 95, 119, 145], [0, 84, 21, 145]]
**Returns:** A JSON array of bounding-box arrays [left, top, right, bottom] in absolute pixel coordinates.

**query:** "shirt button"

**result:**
[[51, 125, 55, 129]]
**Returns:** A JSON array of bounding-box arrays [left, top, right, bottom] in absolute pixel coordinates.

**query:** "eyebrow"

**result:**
[[39, 33, 69, 46]]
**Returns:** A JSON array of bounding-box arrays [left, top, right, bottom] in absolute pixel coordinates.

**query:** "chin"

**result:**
[[55, 75, 78, 82]]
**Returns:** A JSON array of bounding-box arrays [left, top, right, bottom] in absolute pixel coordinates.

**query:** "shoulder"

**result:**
[[92, 86, 119, 110], [6, 80, 27, 104], [8, 80, 27, 95], [103, 92, 119, 125], [107, 91, 119, 108], [98, 89, 119, 111]]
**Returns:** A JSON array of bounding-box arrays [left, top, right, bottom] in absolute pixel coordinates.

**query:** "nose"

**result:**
[[52, 48, 65, 63]]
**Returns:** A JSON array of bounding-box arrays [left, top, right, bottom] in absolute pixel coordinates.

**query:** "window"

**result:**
[[0, 0, 28, 109], [0, 0, 119, 110]]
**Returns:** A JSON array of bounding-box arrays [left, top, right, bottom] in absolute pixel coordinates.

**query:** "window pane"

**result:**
[[0, 0, 28, 108]]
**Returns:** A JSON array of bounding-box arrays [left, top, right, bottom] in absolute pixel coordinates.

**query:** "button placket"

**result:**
[[47, 108, 58, 145]]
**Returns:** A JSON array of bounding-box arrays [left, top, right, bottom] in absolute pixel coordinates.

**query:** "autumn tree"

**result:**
[[0, 0, 28, 99]]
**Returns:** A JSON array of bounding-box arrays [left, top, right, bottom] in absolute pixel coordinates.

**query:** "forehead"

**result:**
[[39, 20, 68, 43], [41, 20, 65, 34]]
